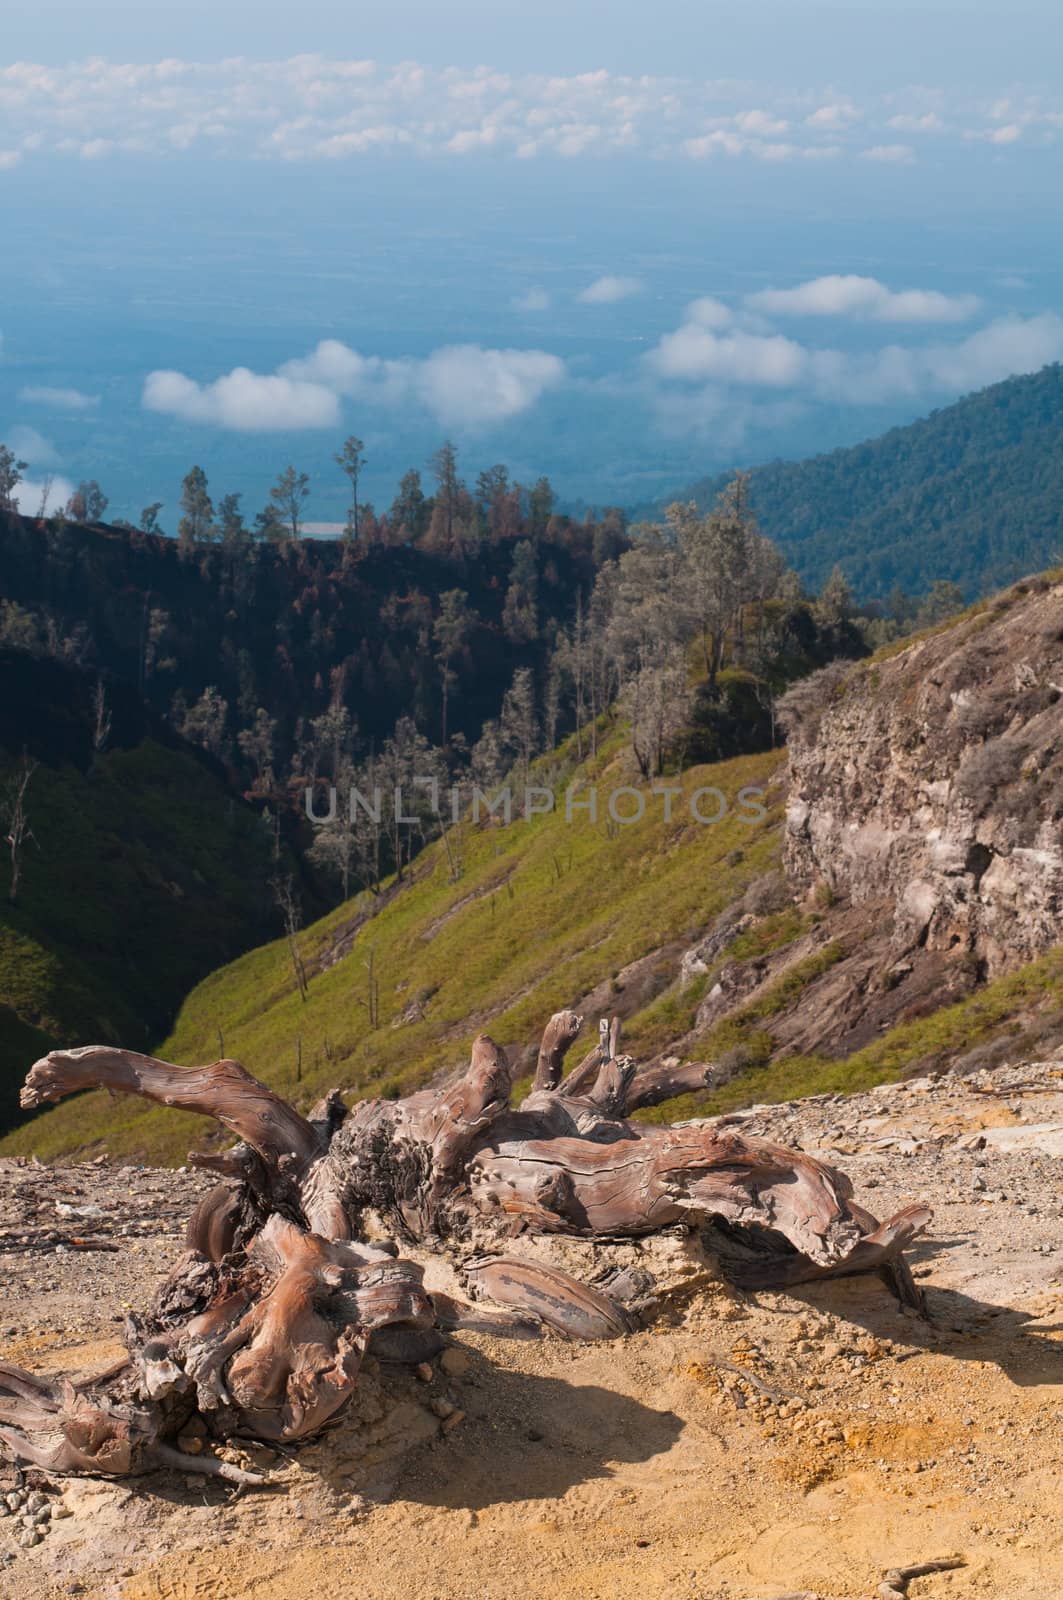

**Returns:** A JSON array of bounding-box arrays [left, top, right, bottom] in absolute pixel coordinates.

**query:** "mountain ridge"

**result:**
[[655, 363, 1063, 598]]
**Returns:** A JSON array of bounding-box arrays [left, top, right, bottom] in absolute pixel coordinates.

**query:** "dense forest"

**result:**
[[0, 437, 964, 901], [669, 363, 1063, 598]]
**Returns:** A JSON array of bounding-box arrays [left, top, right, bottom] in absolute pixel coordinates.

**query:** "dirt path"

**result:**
[[1, 1063, 1060, 1600]]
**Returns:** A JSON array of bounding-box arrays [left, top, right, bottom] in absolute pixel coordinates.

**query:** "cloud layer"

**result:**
[[0, 58, 1060, 167], [746, 275, 980, 323], [143, 368, 342, 431], [646, 289, 1063, 409], [143, 341, 565, 432]]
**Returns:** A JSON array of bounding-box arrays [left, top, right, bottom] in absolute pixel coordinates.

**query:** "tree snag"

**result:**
[[5, 1009, 932, 1481]]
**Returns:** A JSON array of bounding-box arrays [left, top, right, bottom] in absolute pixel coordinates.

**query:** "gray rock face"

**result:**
[[783, 576, 1063, 978]]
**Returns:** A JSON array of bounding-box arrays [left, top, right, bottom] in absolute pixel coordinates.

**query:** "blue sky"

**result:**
[[1, 4, 1062, 523]]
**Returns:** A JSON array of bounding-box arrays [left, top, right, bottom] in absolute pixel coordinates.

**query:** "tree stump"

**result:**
[[3, 1010, 931, 1479]]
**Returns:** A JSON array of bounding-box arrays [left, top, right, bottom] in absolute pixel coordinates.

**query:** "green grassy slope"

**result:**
[[8, 718, 1063, 1162], [1, 745, 786, 1162]]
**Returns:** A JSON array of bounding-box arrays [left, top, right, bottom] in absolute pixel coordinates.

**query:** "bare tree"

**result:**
[[500, 667, 539, 787], [35, 475, 54, 520], [91, 680, 112, 766], [622, 645, 693, 779], [271, 874, 309, 1002], [1, 754, 38, 903], [432, 589, 473, 746], [335, 436, 366, 541]]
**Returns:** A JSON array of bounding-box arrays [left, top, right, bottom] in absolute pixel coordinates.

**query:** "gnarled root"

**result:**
[[135, 1217, 434, 1444], [0, 1363, 159, 1477], [8, 1007, 933, 1481]]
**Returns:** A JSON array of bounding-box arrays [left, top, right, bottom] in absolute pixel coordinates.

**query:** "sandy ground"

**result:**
[[0, 1063, 1060, 1600]]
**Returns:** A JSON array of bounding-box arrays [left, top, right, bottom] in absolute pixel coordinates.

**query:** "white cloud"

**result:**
[[805, 101, 860, 129], [148, 339, 565, 432], [577, 274, 643, 304], [647, 313, 807, 388], [862, 143, 915, 164], [734, 109, 789, 136], [512, 287, 551, 312], [142, 367, 341, 430], [6, 425, 59, 465], [414, 345, 564, 425], [19, 385, 100, 411], [683, 297, 735, 330], [989, 123, 1022, 144], [0, 149, 20, 170], [10, 475, 75, 515], [646, 293, 1063, 412], [278, 340, 401, 396], [746, 274, 980, 323]]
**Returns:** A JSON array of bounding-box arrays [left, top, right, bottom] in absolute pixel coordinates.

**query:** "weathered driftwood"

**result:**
[[877, 1559, 966, 1600], [3, 1009, 931, 1480]]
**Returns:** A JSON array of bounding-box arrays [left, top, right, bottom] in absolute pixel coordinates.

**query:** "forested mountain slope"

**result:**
[[0, 503, 620, 778], [10, 565, 1063, 1164], [669, 364, 1063, 598]]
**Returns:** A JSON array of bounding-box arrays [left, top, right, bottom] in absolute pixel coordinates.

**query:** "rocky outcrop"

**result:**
[[782, 573, 1063, 979]]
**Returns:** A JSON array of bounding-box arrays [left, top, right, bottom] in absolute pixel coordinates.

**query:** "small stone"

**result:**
[[18, 1529, 41, 1549], [176, 1434, 204, 1455], [431, 1398, 455, 1419], [972, 1175, 987, 1192], [439, 1347, 472, 1379], [440, 1408, 466, 1433], [415, 1362, 434, 1384], [52, 1504, 73, 1520]]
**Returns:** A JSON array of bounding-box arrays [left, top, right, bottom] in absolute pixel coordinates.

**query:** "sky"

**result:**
[[1, 2, 1062, 524]]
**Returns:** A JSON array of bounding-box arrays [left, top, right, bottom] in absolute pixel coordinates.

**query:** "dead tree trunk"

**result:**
[[3, 1009, 931, 1481]]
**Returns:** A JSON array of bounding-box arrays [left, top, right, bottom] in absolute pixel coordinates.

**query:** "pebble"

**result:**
[[439, 1347, 472, 1379]]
